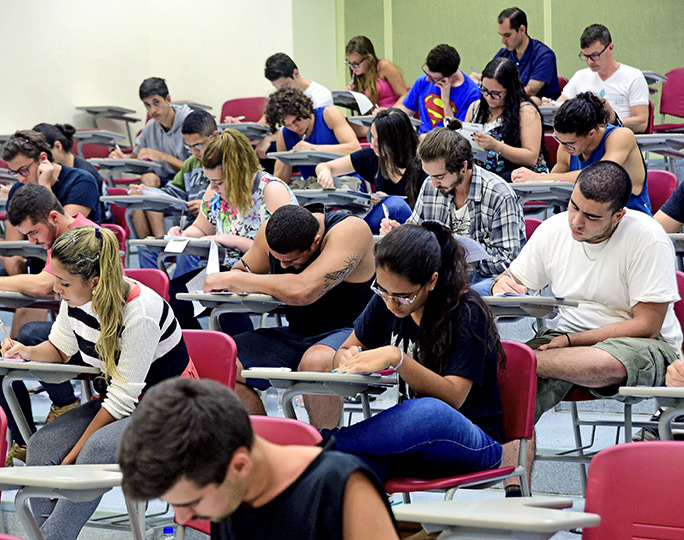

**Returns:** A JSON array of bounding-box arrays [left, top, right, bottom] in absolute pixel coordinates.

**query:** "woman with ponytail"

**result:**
[[1, 226, 192, 540], [328, 222, 505, 480], [511, 91, 651, 214], [168, 128, 296, 330]]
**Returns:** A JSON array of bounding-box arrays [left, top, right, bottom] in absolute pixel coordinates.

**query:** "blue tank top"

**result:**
[[569, 124, 652, 215], [282, 107, 339, 179]]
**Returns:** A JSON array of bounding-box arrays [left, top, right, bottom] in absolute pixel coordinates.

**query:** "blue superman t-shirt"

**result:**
[[403, 72, 481, 135]]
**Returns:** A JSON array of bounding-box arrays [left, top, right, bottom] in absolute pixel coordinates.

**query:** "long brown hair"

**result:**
[[346, 36, 380, 105]]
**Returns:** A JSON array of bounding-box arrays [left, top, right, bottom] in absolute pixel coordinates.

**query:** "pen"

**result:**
[[471, 66, 478, 74], [382, 203, 390, 220], [179, 210, 187, 231], [114, 143, 122, 154], [236, 115, 245, 121], [503, 265, 515, 281]]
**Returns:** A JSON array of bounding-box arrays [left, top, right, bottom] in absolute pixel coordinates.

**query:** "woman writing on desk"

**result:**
[[465, 57, 548, 182], [328, 222, 504, 481], [1, 226, 193, 540]]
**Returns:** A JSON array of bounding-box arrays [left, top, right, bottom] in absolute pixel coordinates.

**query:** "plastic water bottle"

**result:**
[[159, 526, 175, 539]]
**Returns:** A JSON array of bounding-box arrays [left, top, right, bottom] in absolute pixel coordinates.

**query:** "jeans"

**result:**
[[364, 196, 413, 233], [330, 397, 502, 481], [137, 245, 202, 279], [469, 271, 495, 297]]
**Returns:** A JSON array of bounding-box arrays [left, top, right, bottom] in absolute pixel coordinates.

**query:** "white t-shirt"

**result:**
[[510, 210, 682, 351], [304, 80, 334, 108], [562, 64, 649, 120]]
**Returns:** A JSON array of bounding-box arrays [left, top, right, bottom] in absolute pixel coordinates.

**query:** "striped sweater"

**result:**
[[48, 282, 189, 419]]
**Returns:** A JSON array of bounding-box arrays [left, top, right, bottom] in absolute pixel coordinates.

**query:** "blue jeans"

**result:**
[[330, 397, 502, 481], [364, 196, 413, 233], [470, 271, 495, 296], [137, 245, 202, 278]]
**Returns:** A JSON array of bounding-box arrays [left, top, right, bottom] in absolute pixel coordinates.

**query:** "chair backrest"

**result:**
[[250, 416, 323, 446], [674, 271, 684, 335], [582, 441, 684, 539], [543, 132, 559, 169], [221, 97, 268, 123], [106, 187, 130, 237], [557, 76, 569, 92], [182, 329, 237, 388], [123, 268, 170, 301], [499, 340, 537, 443], [660, 67, 684, 120], [72, 140, 112, 160], [646, 101, 655, 134], [646, 169, 678, 213], [524, 217, 543, 241], [0, 407, 7, 467], [102, 223, 127, 267]]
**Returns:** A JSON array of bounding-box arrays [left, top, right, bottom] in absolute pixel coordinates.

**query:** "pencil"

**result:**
[[0, 321, 14, 348]]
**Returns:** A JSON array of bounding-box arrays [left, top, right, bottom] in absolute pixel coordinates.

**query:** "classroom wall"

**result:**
[[0, 0, 293, 135], [340, 0, 684, 116]]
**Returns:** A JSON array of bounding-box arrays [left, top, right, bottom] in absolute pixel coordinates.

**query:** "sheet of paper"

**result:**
[[186, 268, 209, 316], [453, 235, 490, 263], [456, 122, 488, 160], [164, 237, 190, 254], [206, 241, 220, 275]]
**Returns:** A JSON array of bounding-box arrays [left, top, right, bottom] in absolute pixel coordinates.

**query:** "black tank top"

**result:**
[[211, 451, 393, 540], [269, 210, 373, 336]]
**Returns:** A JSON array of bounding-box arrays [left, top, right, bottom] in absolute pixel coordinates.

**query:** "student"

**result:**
[[168, 129, 297, 332], [118, 379, 399, 540], [492, 161, 680, 493], [32, 122, 110, 222], [266, 87, 360, 183], [202, 204, 375, 430], [511, 92, 651, 215], [329, 222, 504, 481], [109, 77, 191, 186], [397, 44, 480, 136], [315, 108, 426, 232], [382, 126, 526, 297], [132, 110, 216, 274], [345, 36, 407, 109], [1, 226, 193, 540], [0, 185, 97, 465], [557, 24, 649, 133], [466, 57, 547, 181]]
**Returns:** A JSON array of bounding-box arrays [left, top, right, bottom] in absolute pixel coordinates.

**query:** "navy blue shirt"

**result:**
[[8, 164, 102, 223], [495, 38, 560, 100]]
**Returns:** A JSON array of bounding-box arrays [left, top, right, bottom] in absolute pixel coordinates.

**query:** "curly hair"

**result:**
[[265, 87, 314, 132]]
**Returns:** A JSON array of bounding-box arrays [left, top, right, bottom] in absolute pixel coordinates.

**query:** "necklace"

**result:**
[[581, 242, 597, 261]]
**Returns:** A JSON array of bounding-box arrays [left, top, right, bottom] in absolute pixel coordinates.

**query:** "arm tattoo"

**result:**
[[318, 253, 361, 299]]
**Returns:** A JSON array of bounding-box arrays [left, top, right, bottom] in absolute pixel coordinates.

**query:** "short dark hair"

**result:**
[[554, 91, 609, 137], [425, 44, 460, 78], [118, 379, 254, 501], [264, 87, 314, 132], [264, 53, 298, 81], [265, 205, 319, 254], [139, 77, 169, 100], [33, 123, 77, 153], [417, 126, 474, 172], [498, 7, 527, 31], [576, 161, 631, 213], [181, 110, 217, 137], [2, 130, 54, 163], [580, 24, 612, 48], [8, 184, 64, 227]]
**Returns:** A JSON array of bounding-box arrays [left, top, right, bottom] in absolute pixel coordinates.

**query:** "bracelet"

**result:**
[[489, 277, 501, 295], [565, 334, 572, 347], [500, 140, 505, 155], [390, 348, 404, 372]]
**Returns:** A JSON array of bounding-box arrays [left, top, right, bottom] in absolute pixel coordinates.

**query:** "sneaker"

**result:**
[[45, 398, 81, 424], [6, 443, 27, 467]]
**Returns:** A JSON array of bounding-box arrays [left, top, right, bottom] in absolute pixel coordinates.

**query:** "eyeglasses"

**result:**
[[422, 65, 445, 84], [552, 134, 577, 152], [184, 141, 206, 152], [578, 43, 610, 62], [9, 160, 35, 177], [370, 278, 426, 305], [344, 58, 366, 69], [479, 85, 505, 101]]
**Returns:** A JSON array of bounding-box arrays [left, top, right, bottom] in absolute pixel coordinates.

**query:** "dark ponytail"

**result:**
[[33, 123, 76, 153], [554, 91, 609, 136]]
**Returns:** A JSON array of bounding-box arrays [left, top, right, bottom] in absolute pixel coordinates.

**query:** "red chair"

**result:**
[[106, 187, 130, 237], [221, 97, 268, 123], [646, 101, 655, 134], [524, 218, 543, 241], [557, 77, 569, 92], [176, 416, 319, 539], [101, 223, 127, 266], [543, 132, 559, 169], [123, 268, 170, 302], [181, 329, 237, 388], [653, 67, 684, 133], [646, 169, 678, 214], [384, 340, 537, 500], [582, 441, 684, 539]]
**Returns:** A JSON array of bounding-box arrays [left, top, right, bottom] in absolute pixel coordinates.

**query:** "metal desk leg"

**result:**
[[281, 387, 298, 419], [360, 394, 372, 419], [2, 372, 35, 446], [123, 497, 146, 540], [659, 406, 683, 440], [14, 488, 43, 540]]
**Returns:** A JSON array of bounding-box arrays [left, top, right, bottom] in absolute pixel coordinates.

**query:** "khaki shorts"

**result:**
[[529, 328, 680, 423]]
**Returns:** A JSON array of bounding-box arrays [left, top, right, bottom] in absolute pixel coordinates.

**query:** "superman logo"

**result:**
[[424, 93, 457, 126]]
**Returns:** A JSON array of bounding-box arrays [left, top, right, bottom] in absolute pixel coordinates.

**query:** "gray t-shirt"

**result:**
[[134, 103, 192, 180]]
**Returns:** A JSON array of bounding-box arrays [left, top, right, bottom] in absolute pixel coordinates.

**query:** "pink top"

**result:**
[[376, 78, 399, 108], [44, 213, 97, 274]]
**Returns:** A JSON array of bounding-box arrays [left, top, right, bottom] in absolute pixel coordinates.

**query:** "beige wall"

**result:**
[[0, 0, 293, 134]]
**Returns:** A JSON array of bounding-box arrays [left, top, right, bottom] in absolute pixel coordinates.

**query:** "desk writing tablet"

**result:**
[[483, 295, 578, 319], [348, 115, 422, 129], [267, 150, 343, 166], [218, 122, 270, 141], [0, 241, 48, 260], [242, 369, 397, 387], [0, 292, 61, 310], [73, 129, 125, 143], [89, 158, 164, 174]]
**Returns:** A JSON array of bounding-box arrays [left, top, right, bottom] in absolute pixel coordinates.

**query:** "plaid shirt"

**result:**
[[407, 165, 526, 276]]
